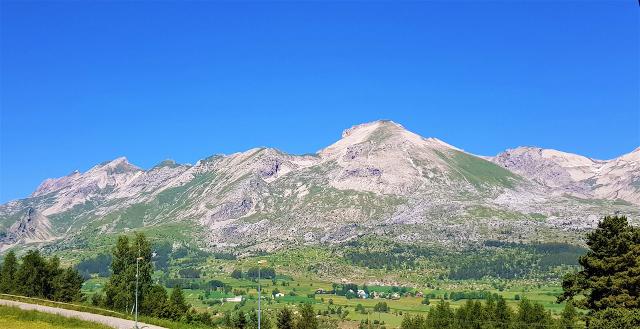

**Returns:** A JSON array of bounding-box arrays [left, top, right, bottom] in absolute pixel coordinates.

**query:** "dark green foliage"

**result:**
[[14, 250, 50, 297], [277, 307, 295, 329], [153, 242, 172, 272], [91, 293, 104, 306], [515, 298, 553, 328], [51, 268, 84, 302], [2, 250, 83, 302], [178, 267, 201, 278], [140, 285, 168, 317], [451, 242, 586, 280], [588, 308, 640, 328], [101, 233, 213, 325], [296, 303, 318, 329], [449, 291, 499, 301], [231, 268, 243, 279], [104, 233, 153, 313], [560, 215, 640, 311], [494, 296, 512, 329], [167, 285, 189, 319], [234, 310, 247, 329], [373, 302, 389, 312], [247, 310, 272, 329], [246, 266, 276, 279], [428, 300, 454, 328], [0, 250, 17, 293], [399, 297, 570, 329], [560, 302, 578, 329], [342, 237, 583, 280], [75, 254, 111, 278], [336, 283, 359, 296]]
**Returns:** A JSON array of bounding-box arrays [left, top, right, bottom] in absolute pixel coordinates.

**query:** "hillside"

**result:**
[[1, 120, 638, 255]]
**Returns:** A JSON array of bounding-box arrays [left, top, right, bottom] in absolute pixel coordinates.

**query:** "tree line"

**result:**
[[0, 249, 84, 302], [231, 267, 277, 280], [400, 296, 578, 329], [224, 303, 319, 329]]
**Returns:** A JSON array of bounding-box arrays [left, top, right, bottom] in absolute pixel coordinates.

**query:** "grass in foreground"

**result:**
[[0, 305, 112, 329], [0, 294, 215, 329]]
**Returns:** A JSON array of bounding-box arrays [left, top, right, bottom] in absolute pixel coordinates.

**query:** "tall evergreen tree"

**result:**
[[560, 302, 578, 329], [559, 215, 640, 311], [141, 285, 168, 317], [428, 299, 454, 329], [104, 233, 154, 313], [0, 250, 17, 293], [247, 310, 272, 329], [277, 307, 295, 329], [14, 250, 49, 298], [296, 303, 318, 329], [401, 314, 426, 329], [234, 310, 247, 329], [494, 296, 512, 329], [168, 285, 189, 319], [51, 267, 84, 302]]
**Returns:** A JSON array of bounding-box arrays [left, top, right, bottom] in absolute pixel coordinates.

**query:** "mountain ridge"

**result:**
[[1, 120, 638, 254]]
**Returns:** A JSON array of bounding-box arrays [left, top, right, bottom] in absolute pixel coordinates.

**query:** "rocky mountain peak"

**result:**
[[341, 120, 405, 138], [152, 159, 181, 169], [92, 156, 141, 174]]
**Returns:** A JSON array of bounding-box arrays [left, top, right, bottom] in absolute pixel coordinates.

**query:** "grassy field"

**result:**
[[82, 266, 569, 328], [72, 241, 580, 328], [0, 305, 112, 329]]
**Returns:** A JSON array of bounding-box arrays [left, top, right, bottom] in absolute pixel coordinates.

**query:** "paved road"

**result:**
[[0, 299, 166, 329]]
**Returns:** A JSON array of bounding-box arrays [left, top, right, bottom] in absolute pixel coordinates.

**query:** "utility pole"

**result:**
[[135, 255, 143, 329], [258, 265, 261, 329], [257, 259, 267, 329]]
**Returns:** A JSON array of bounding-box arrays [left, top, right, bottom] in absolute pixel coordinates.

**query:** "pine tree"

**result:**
[[167, 285, 189, 320], [428, 299, 454, 328], [296, 303, 318, 329], [559, 215, 640, 311], [234, 310, 247, 329], [247, 310, 271, 329], [104, 233, 154, 314], [51, 267, 84, 302], [45, 256, 63, 299], [141, 284, 167, 317], [277, 307, 295, 329], [494, 296, 512, 329], [560, 302, 578, 329], [15, 250, 49, 298], [0, 250, 17, 293]]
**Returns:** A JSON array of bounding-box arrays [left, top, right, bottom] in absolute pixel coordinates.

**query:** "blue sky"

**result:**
[[1, 1, 638, 203]]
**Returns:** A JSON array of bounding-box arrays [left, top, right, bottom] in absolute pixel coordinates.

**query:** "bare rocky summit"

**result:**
[[490, 146, 640, 204], [1, 120, 638, 253]]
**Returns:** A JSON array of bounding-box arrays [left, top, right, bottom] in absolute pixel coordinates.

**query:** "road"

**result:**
[[0, 298, 166, 329]]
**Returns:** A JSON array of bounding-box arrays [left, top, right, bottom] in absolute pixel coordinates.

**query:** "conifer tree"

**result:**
[[0, 250, 17, 293]]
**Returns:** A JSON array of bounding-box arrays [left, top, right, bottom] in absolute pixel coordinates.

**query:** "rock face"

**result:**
[[0, 120, 638, 253], [490, 147, 640, 204], [1, 208, 54, 247]]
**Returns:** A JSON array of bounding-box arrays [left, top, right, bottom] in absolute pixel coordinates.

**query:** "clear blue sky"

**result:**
[[1, 1, 638, 203]]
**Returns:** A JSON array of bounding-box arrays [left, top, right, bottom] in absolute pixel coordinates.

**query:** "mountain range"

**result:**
[[1, 120, 638, 254]]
